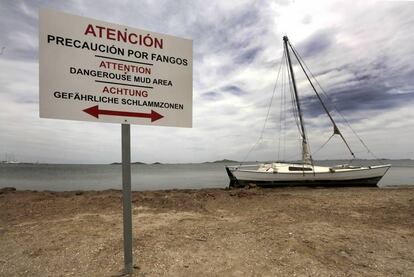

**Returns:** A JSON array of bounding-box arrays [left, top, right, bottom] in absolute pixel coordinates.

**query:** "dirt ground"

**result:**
[[0, 186, 413, 276]]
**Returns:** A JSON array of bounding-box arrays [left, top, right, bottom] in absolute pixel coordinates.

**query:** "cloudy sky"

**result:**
[[1, 0, 413, 164]]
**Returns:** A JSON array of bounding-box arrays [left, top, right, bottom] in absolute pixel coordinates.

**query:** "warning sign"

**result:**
[[39, 9, 193, 127]]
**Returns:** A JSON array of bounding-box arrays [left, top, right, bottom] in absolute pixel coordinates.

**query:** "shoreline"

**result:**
[[1, 183, 414, 193], [1, 187, 413, 276]]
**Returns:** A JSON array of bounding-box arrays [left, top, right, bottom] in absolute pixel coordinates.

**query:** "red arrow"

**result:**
[[83, 105, 164, 122]]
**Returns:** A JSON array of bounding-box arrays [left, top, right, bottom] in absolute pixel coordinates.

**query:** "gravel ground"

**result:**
[[0, 187, 413, 276]]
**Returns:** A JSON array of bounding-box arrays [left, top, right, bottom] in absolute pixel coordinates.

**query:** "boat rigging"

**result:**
[[225, 36, 390, 187]]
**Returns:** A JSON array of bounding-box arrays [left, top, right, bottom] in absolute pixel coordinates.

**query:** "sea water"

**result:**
[[0, 160, 413, 191]]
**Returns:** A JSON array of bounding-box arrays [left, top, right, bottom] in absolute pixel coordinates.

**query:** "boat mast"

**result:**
[[283, 36, 312, 164]]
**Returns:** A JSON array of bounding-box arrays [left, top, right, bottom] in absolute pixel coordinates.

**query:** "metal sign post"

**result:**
[[121, 124, 133, 274]]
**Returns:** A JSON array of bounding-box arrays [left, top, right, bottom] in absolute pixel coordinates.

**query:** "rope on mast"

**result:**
[[288, 42, 355, 159], [283, 36, 313, 165], [277, 52, 289, 161], [241, 48, 286, 164], [277, 50, 287, 161], [289, 43, 380, 161], [312, 133, 335, 156], [285, 49, 302, 138]]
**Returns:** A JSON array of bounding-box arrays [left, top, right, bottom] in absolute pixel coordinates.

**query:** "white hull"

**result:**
[[227, 163, 391, 187]]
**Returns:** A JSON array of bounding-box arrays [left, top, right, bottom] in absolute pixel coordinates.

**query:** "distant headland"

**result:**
[[109, 159, 240, 165]]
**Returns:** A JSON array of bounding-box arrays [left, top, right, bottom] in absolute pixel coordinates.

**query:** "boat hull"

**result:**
[[226, 165, 390, 188]]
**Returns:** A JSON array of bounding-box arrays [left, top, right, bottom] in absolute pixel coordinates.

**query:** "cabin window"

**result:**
[[288, 166, 313, 171]]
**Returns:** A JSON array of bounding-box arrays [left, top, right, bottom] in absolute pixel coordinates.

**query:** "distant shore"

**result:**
[[1, 187, 413, 276], [1, 158, 412, 166], [109, 159, 239, 165]]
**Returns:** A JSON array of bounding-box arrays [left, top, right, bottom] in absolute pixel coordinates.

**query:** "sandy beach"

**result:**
[[0, 187, 413, 276]]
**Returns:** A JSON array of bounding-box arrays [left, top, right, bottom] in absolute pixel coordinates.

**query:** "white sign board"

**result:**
[[39, 9, 192, 127]]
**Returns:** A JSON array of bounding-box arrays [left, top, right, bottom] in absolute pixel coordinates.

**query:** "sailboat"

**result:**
[[226, 36, 390, 187]]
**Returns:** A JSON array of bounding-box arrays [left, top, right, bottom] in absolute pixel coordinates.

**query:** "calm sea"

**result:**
[[0, 160, 413, 191]]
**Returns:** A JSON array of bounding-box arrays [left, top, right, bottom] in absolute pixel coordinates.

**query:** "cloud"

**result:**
[[0, 0, 414, 163], [234, 46, 263, 64], [221, 85, 246, 96], [201, 91, 220, 101], [297, 30, 334, 58]]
